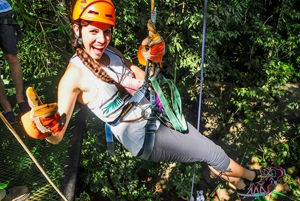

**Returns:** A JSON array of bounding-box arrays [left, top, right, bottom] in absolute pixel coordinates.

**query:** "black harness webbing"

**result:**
[[104, 62, 158, 159], [105, 78, 157, 159], [104, 58, 189, 159], [137, 87, 157, 159], [109, 83, 149, 126]]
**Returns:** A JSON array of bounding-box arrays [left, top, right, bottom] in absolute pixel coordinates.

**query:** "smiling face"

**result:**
[[73, 21, 112, 60]]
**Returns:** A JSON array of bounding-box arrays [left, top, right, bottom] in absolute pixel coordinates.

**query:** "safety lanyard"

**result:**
[[150, 71, 188, 133]]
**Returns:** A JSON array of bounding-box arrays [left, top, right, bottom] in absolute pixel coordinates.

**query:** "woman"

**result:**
[[21, 0, 285, 200]]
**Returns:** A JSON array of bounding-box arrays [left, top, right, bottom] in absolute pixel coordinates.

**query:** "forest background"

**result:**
[[2, 0, 300, 200]]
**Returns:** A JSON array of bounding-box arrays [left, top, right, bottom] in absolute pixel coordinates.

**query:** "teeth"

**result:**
[[93, 46, 103, 49]]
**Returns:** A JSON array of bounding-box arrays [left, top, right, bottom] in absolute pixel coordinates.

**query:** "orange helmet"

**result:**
[[72, 0, 116, 26]]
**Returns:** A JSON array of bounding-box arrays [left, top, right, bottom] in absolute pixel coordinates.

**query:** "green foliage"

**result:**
[[5, 0, 300, 200], [79, 114, 164, 200], [4, 0, 72, 81], [166, 163, 202, 199]]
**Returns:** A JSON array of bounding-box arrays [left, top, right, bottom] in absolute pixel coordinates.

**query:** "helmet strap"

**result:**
[[77, 38, 83, 46], [74, 22, 84, 48]]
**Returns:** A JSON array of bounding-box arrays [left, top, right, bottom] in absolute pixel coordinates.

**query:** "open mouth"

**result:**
[[92, 46, 104, 57]]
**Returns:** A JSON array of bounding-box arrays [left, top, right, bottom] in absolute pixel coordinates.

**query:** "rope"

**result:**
[[190, 0, 208, 200], [147, 20, 156, 37], [0, 113, 68, 201], [189, 165, 196, 200], [197, 0, 208, 131], [151, 0, 157, 23], [145, 0, 158, 46]]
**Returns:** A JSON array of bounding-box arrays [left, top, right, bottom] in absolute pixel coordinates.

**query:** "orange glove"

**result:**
[[21, 87, 65, 139], [137, 19, 165, 67]]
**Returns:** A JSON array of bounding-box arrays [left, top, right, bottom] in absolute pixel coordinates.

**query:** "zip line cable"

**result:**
[[197, 0, 208, 131], [190, 1, 208, 200], [191, 1, 293, 200]]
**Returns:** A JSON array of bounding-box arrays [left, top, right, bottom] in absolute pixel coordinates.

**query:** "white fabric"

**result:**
[[196, 195, 205, 201], [70, 49, 160, 156]]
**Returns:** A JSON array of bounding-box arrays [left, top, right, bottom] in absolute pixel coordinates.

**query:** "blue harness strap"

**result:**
[[105, 123, 115, 156], [138, 115, 156, 160], [138, 88, 157, 159]]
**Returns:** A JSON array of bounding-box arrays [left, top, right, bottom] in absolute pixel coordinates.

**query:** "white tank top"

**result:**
[[70, 49, 160, 156]]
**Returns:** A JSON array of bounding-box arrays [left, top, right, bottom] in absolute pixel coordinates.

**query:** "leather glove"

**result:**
[[137, 19, 165, 67], [21, 87, 66, 139]]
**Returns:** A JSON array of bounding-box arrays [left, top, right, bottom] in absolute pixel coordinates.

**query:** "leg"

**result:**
[[4, 53, 26, 104], [149, 122, 251, 189], [0, 19, 15, 113], [0, 21, 30, 113], [148, 122, 285, 194], [208, 158, 256, 189], [0, 75, 12, 113], [149, 121, 282, 189], [0, 63, 16, 123]]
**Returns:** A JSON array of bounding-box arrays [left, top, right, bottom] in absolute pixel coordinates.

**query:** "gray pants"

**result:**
[[149, 122, 231, 172]]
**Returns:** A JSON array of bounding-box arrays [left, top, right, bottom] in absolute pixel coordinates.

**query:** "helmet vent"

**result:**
[[105, 14, 113, 18], [87, 10, 99, 15]]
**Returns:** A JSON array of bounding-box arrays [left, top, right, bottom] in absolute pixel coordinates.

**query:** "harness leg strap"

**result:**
[[138, 117, 156, 160], [105, 123, 115, 156]]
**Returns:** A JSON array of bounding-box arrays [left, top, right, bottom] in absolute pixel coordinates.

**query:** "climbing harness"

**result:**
[[109, 81, 149, 126], [105, 123, 115, 156], [140, 0, 188, 134], [105, 0, 189, 159]]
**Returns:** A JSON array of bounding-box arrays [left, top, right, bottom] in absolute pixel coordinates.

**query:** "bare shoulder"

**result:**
[[62, 62, 82, 80], [65, 62, 82, 76], [58, 62, 84, 90]]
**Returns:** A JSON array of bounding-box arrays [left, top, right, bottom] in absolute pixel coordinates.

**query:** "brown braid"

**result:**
[[75, 47, 115, 83], [73, 40, 127, 97], [72, 21, 128, 97], [76, 47, 128, 97]]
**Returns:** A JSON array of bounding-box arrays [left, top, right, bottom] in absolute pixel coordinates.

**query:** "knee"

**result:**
[[4, 54, 19, 65]]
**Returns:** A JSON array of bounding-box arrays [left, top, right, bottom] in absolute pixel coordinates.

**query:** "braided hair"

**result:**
[[72, 22, 127, 96]]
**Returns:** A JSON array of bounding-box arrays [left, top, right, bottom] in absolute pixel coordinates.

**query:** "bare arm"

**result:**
[[46, 63, 82, 144]]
